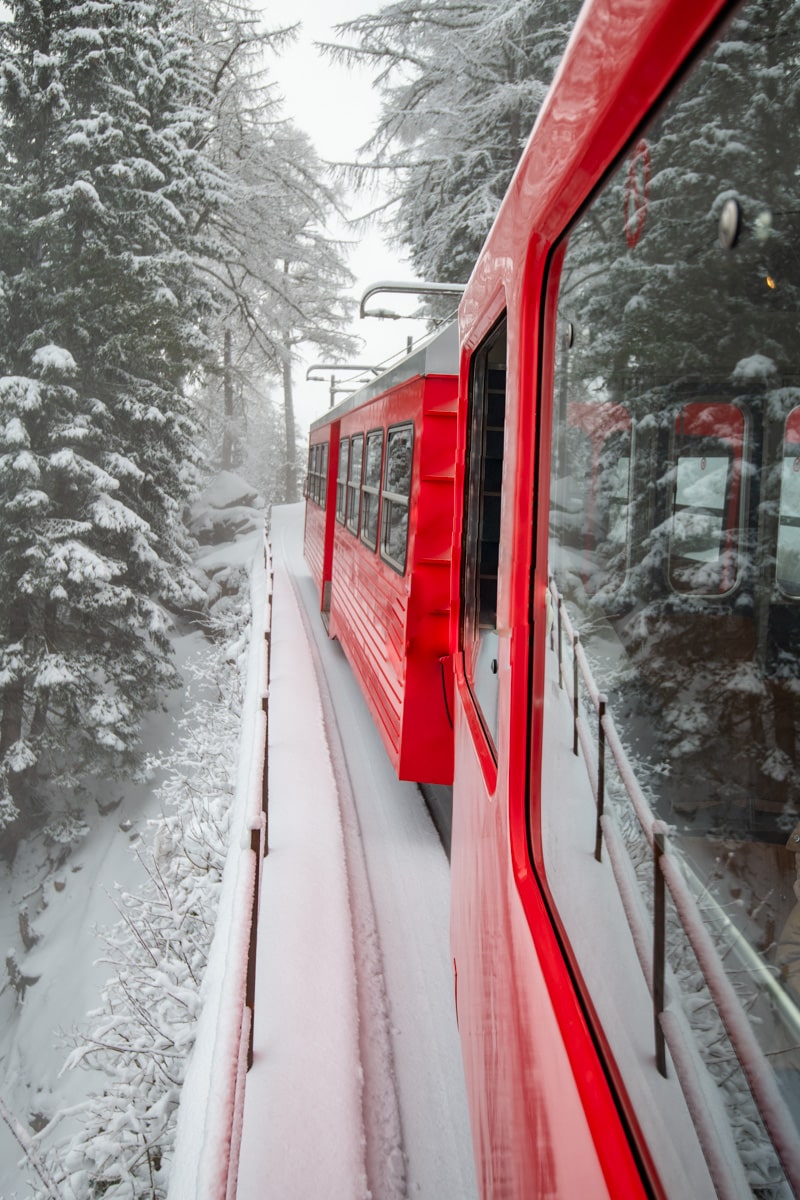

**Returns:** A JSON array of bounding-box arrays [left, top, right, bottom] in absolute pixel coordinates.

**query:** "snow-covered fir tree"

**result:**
[[0, 0, 217, 846], [328, 0, 580, 284], [185, 0, 357, 501]]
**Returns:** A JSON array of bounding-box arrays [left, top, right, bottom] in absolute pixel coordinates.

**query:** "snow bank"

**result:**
[[168, 538, 270, 1200]]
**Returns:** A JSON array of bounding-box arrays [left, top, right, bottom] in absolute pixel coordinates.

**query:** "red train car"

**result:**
[[304, 324, 458, 786], [449, 0, 800, 1196]]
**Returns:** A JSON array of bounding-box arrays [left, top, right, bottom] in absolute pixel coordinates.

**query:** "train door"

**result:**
[[460, 317, 507, 763], [320, 424, 339, 627]]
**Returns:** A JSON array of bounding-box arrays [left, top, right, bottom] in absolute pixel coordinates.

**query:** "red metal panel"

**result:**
[[303, 497, 326, 600], [329, 373, 457, 785]]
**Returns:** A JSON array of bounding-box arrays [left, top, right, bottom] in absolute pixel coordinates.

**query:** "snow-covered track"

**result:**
[[237, 503, 477, 1199]]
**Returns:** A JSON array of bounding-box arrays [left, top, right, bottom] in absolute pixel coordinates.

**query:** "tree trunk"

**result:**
[[222, 328, 234, 470], [0, 602, 27, 761], [282, 344, 297, 502]]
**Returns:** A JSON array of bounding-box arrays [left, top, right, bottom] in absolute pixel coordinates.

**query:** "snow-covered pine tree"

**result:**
[[185, 0, 357, 501], [327, 0, 581, 285], [0, 0, 216, 845]]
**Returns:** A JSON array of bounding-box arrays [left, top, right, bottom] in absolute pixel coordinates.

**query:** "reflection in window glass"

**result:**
[[360, 430, 383, 550], [336, 438, 349, 523], [380, 425, 413, 572], [544, 2, 800, 1182], [346, 434, 363, 534], [777, 410, 800, 597], [668, 404, 744, 595]]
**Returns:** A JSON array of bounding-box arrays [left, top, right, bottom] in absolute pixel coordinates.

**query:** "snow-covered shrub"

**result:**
[[32, 589, 251, 1199]]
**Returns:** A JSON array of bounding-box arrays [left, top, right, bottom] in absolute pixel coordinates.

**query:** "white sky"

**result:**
[[264, 1, 428, 431]]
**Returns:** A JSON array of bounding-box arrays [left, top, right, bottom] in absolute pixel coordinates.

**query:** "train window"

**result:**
[[777, 408, 800, 597], [307, 443, 326, 506], [360, 429, 383, 551], [542, 3, 800, 1187], [346, 434, 364, 535], [380, 424, 413, 573], [462, 317, 506, 750], [319, 443, 328, 509], [336, 438, 349, 524]]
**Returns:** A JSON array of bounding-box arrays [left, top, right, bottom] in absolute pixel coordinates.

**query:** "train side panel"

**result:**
[[399, 382, 457, 781], [303, 423, 339, 620], [329, 374, 457, 785]]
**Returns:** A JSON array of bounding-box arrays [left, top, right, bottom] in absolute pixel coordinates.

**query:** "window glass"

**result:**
[[462, 319, 507, 750], [312, 444, 321, 504], [346, 433, 363, 534], [336, 437, 349, 524], [319, 443, 328, 509], [360, 429, 383, 550], [544, 2, 800, 1184], [305, 445, 313, 501], [380, 425, 413, 572], [777, 408, 800, 597]]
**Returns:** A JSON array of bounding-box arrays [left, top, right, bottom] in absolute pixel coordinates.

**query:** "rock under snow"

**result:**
[[187, 471, 265, 546]]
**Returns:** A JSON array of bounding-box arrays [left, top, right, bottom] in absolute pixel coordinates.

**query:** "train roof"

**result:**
[[309, 320, 458, 433]]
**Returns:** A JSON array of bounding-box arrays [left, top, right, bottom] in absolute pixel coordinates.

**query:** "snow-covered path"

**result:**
[[237, 504, 477, 1199]]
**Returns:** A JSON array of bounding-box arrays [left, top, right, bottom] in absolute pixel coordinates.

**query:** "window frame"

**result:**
[[379, 422, 414, 574], [460, 316, 508, 757]]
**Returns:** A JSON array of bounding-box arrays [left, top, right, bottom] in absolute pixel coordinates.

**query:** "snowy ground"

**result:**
[[0, 473, 264, 1199], [0, 625, 211, 1198], [237, 504, 478, 1199]]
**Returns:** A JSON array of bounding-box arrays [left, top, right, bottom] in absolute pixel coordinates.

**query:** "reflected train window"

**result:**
[[777, 407, 800, 597]]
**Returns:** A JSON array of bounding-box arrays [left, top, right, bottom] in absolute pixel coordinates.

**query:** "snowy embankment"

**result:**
[[0, 473, 266, 1199], [167, 531, 269, 1199], [235, 504, 478, 1200]]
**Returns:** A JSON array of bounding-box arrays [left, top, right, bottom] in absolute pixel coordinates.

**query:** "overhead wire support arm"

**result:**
[[304, 363, 382, 380], [359, 280, 466, 320]]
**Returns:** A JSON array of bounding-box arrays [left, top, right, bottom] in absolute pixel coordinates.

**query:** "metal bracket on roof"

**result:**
[[305, 363, 382, 380], [359, 280, 466, 320]]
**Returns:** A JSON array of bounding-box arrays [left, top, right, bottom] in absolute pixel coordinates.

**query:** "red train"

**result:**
[[305, 0, 800, 1194], [304, 323, 458, 787]]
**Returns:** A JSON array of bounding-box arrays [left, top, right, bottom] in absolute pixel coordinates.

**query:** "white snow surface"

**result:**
[[0, 624, 210, 1198], [0, 475, 263, 1198], [234, 504, 478, 1200]]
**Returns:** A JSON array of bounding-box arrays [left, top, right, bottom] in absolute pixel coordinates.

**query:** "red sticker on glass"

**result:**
[[624, 140, 650, 249]]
